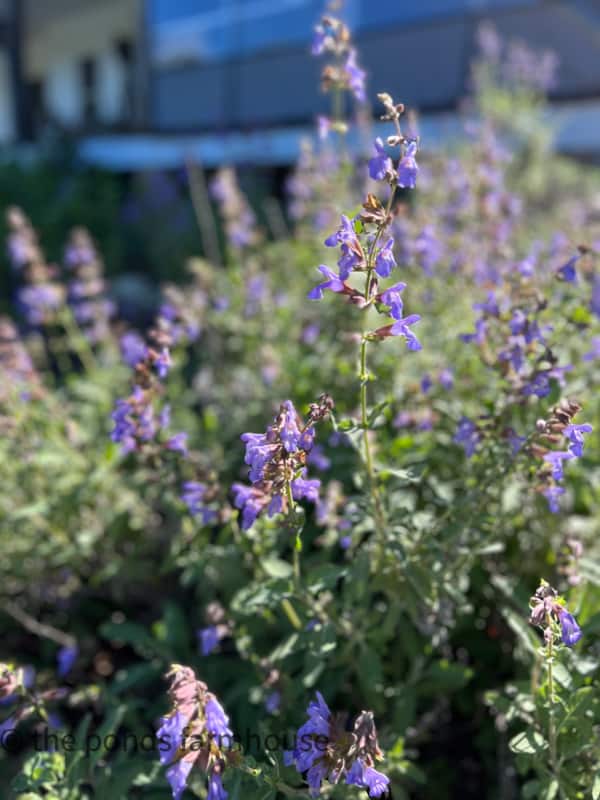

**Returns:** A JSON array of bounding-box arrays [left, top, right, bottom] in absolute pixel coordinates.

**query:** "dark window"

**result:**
[[80, 57, 96, 126]]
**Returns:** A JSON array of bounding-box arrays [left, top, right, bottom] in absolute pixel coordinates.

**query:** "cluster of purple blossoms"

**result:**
[[285, 692, 389, 797], [474, 22, 558, 95], [63, 227, 114, 344], [157, 665, 235, 800], [0, 316, 42, 403], [308, 95, 422, 353], [181, 482, 218, 525], [529, 581, 582, 647], [311, 14, 366, 108], [210, 167, 258, 251], [531, 399, 592, 513], [460, 284, 570, 400], [111, 317, 188, 456], [5, 207, 66, 327], [454, 417, 481, 458], [232, 396, 333, 530]]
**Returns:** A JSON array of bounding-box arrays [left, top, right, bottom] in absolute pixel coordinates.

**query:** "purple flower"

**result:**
[[157, 712, 188, 766], [166, 759, 193, 800], [110, 398, 137, 454], [265, 690, 281, 714], [583, 337, 600, 362], [231, 483, 262, 530], [285, 692, 331, 776], [378, 282, 407, 319], [557, 255, 579, 282], [454, 417, 479, 458], [397, 141, 418, 189], [280, 400, 302, 453], [368, 138, 392, 182], [415, 225, 441, 276], [344, 49, 366, 102], [559, 610, 582, 647], [543, 451, 575, 481], [389, 314, 422, 351], [346, 760, 390, 798], [155, 348, 172, 380], [522, 372, 551, 398], [542, 485, 565, 513], [308, 266, 345, 300], [166, 433, 188, 456], [439, 368, 454, 390], [197, 626, 220, 657], [421, 374, 433, 394], [308, 444, 331, 471], [473, 292, 500, 316], [205, 697, 232, 740], [591, 276, 600, 319], [120, 332, 147, 367], [57, 645, 78, 678], [374, 238, 396, 278], [181, 482, 213, 521], [207, 771, 228, 800], [317, 116, 330, 140], [292, 476, 321, 503], [563, 424, 592, 458], [507, 430, 526, 456], [460, 318, 487, 345]]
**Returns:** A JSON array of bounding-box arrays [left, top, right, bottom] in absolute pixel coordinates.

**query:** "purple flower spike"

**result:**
[[559, 610, 582, 647], [344, 48, 366, 102]]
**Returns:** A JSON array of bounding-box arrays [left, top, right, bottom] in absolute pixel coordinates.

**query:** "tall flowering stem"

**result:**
[[529, 581, 582, 785], [310, 93, 421, 556], [233, 396, 333, 584]]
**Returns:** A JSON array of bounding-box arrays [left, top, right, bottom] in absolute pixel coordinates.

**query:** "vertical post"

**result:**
[[8, 0, 31, 141], [133, 0, 150, 129]]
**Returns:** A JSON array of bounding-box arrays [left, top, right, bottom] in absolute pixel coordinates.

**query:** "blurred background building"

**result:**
[[0, 0, 599, 168]]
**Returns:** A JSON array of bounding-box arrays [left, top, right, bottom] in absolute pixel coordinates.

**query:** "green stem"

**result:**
[[546, 618, 560, 786], [285, 479, 302, 588]]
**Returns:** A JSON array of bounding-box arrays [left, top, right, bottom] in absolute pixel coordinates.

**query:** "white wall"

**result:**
[[26, 0, 136, 129]]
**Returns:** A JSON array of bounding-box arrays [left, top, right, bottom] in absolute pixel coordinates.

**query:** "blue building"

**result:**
[[2, 1, 599, 167]]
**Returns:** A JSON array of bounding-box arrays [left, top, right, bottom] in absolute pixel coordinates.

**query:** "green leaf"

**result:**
[[509, 730, 547, 755], [262, 557, 293, 579]]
